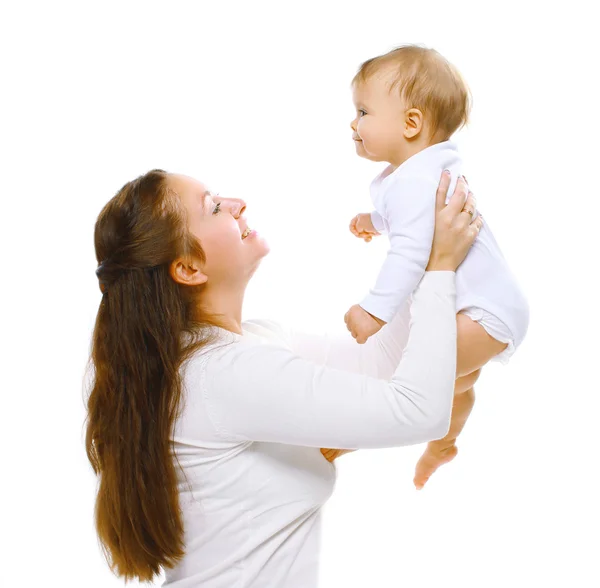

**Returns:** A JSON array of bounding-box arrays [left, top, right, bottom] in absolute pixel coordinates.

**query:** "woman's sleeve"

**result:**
[[202, 272, 457, 450], [277, 298, 413, 380]]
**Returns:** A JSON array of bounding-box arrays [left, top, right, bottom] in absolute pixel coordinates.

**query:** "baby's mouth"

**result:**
[[241, 227, 252, 240]]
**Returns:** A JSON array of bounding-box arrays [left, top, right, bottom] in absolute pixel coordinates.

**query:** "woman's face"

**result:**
[[168, 173, 270, 286]]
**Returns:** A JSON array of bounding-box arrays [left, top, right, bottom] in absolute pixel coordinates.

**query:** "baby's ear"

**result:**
[[404, 108, 424, 139]]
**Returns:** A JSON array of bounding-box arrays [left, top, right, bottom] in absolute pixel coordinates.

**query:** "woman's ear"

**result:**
[[169, 258, 208, 287], [404, 108, 424, 139]]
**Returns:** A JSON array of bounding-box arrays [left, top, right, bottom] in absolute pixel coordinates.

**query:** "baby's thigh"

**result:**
[[456, 313, 508, 378]]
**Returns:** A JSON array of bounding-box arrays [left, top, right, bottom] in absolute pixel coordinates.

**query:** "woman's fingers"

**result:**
[[457, 193, 483, 247], [321, 448, 354, 462], [456, 191, 477, 228], [462, 216, 483, 249], [461, 191, 476, 216], [435, 169, 452, 213], [446, 176, 470, 215], [470, 215, 484, 237]]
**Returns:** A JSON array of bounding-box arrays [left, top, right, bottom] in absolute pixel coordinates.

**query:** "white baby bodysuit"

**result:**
[[361, 140, 529, 359]]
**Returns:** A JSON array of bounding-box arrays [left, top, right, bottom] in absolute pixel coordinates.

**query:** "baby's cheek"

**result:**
[[360, 138, 376, 157], [359, 127, 373, 149]]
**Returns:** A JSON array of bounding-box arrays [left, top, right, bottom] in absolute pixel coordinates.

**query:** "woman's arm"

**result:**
[[283, 301, 412, 380], [200, 174, 480, 451], [202, 272, 457, 450], [247, 299, 411, 381]]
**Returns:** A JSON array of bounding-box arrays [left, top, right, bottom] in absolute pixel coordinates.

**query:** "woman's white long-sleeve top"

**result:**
[[163, 271, 457, 588]]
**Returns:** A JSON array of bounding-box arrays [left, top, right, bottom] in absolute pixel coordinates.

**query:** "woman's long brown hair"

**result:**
[[85, 169, 223, 582]]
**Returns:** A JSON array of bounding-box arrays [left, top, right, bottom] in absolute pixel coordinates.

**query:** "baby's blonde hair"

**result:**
[[352, 44, 472, 142]]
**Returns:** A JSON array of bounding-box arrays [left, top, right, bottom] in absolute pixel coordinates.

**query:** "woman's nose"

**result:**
[[219, 197, 246, 218]]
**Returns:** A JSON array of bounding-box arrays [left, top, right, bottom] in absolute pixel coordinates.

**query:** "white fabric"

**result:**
[[162, 271, 457, 588], [361, 140, 529, 358]]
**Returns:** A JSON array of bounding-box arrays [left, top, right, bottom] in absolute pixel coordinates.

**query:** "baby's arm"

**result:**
[[359, 176, 438, 324], [370, 210, 386, 234]]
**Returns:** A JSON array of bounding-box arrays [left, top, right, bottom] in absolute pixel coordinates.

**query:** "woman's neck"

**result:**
[[196, 283, 246, 335]]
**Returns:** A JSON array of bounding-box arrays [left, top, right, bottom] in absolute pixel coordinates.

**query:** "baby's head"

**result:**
[[350, 45, 471, 165]]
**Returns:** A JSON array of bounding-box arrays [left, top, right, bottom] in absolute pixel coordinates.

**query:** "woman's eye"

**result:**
[[212, 202, 221, 215]]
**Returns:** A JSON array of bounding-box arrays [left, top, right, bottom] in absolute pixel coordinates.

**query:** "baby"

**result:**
[[344, 45, 529, 489]]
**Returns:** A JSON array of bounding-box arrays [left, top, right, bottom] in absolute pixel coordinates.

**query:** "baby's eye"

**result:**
[[212, 202, 221, 215], [358, 109, 367, 117]]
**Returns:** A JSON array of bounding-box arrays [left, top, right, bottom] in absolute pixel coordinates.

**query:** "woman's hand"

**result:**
[[320, 448, 355, 462], [426, 172, 483, 272]]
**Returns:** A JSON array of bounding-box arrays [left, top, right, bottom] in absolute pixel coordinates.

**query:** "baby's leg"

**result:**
[[414, 371, 480, 489], [455, 368, 481, 395], [413, 314, 508, 489], [456, 312, 508, 379], [445, 315, 509, 457]]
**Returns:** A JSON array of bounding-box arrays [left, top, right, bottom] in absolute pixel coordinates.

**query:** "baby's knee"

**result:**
[[454, 369, 481, 395]]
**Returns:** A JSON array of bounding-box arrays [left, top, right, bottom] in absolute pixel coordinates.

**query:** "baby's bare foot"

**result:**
[[413, 444, 458, 490]]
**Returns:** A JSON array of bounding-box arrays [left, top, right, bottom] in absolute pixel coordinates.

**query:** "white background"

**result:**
[[2, 1, 599, 586]]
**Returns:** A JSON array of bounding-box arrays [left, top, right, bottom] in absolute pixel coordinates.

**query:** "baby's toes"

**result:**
[[413, 455, 437, 489]]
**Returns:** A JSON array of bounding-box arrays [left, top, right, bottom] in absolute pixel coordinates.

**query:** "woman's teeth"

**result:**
[[241, 228, 252, 240]]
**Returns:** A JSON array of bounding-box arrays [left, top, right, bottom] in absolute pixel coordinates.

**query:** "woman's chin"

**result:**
[[258, 242, 270, 258], [251, 235, 270, 259], [246, 245, 270, 278]]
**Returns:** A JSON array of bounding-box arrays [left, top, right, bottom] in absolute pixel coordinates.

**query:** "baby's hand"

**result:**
[[344, 304, 386, 344], [349, 213, 381, 242]]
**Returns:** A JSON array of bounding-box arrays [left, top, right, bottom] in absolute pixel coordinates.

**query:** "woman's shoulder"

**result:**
[[180, 320, 294, 388], [241, 318, 291, 347], [181, 320, 293, 375]]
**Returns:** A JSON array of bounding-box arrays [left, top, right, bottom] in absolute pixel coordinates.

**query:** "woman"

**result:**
[[86, 169, 481, 587]]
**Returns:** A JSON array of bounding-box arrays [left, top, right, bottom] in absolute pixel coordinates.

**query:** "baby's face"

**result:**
[[350, 74, 408, 163]]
